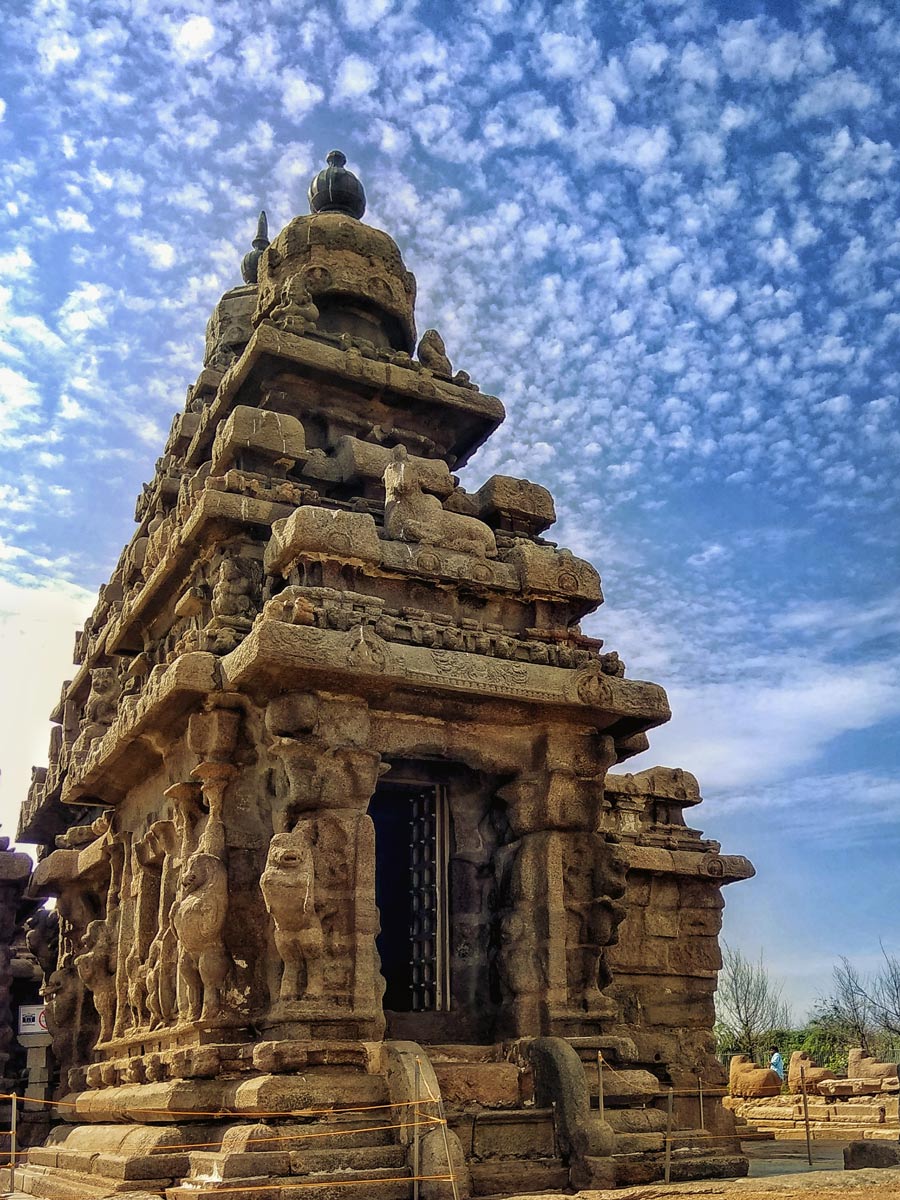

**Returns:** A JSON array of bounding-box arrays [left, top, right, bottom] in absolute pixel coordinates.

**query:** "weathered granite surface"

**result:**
[[15, 151, 753, 1200]]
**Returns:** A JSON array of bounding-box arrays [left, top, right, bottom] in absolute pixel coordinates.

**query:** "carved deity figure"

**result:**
[[145, 930, 177, 1029], [211, 557, 256, 620], [383, 445, 497, 558], [171, 851, 230, 1022], [260, 828, 324, 1002], [563, 835, 628, 1007], [74, 667, 121, 755], [269, 276, 319, 336], [74, 920, 117, 1043]]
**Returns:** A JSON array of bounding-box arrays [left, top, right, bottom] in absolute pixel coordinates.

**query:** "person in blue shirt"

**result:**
[[770, 1045, 785, 1081]]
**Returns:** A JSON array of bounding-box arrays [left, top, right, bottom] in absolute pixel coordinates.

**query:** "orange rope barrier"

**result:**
[[148, 1116, 444, 1154], [0, 1092, 438, 1120], [183, 1175, 455, 1194]]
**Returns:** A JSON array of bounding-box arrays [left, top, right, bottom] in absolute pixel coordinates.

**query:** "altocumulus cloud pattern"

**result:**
[[0, 0, 898, 1011]]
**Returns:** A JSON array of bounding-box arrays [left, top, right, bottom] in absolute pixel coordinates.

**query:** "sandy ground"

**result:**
[[503, 1165, 900, 1200]]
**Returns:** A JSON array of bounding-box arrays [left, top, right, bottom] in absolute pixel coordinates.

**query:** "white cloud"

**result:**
[[335, 54, 379, 99], [697, 286, 737, 322], [687, 542, 729, 567], [0, 246, 34, 277], [281, 70, 325, 118], [0, 575, 92, 839], [637, 657, 900, 791], [538, 32, 596, 79], [55, 207, 92, 232], [341, 0, 395, 28], [793, 68, 877, 118], [612, 124, 671, 171], [37, 33, 80, 73], [57, 282, 114, 335], [170, 15, 217, 62], [0, 366, 41, 435], [626, 40, 668, 79], [130, 235, 176, 270]]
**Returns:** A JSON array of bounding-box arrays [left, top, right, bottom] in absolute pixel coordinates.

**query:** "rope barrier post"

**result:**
[[596, 1052, 605, 1123], [698, 1073, 704, 1131], [664, 1087, 673, 1184], [9, 1091, 17, 1192], [435, 1093, 460, 1200], [413, 1057, 421, 1200], [799, 1065, 813, 1167]]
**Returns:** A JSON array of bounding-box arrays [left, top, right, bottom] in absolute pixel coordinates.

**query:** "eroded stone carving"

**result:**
[[260, 829, 324, 1002], [384, 445, 497, 558], [74, 919, 117, 1043]]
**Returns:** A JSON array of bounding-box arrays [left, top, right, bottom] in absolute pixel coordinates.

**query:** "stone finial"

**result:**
[[308, 149, 366, 220], [240, 210, 270, 285]]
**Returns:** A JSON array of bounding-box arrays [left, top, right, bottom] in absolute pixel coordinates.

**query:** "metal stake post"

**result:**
[[9, 1091, 17, 1191], [413, 1058, 421, 1200], [799, 1065, 813, 1167], [664, 1087, 674, 1184], [596, 1052, 605, 1122], [698, 1073, 705, 1131]]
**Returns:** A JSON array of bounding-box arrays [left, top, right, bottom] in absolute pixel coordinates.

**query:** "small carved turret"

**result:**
[[240, 210, 269, 285]]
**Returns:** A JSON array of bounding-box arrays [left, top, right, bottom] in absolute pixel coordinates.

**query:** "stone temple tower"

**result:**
[[17, 152, 754, 1198]]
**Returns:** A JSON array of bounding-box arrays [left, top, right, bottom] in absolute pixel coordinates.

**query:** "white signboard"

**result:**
[[17, 1004, 47, 1034]]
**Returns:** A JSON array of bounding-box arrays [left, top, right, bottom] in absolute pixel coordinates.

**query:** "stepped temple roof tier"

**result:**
[[15, 152, 753, 1198]]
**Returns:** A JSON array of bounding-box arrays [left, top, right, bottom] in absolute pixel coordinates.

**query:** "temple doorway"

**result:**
[[370, 779, 451, 1022]]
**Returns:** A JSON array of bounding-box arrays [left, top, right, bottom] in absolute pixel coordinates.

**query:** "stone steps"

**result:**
[[184, 1143, 407, 1178], [582, 1062, 661, 1105], [15, 1164, 159, 1199], [448, 1107, 555, 1159], [469, 1158, 570, 1196], [165, 1166, 413, 1200], [432, 1061, 521, 1109], [611, 1147, 748, 1187]]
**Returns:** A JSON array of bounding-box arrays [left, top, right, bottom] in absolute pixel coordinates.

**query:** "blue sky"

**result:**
[[1, 0, 898, 1017]]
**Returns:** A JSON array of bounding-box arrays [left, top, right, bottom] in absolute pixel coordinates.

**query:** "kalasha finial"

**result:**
[[308, 149, 366, 220], [240, 210, 269, 284]]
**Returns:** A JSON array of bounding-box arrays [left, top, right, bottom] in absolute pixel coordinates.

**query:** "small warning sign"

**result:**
[[17, 1004, 47, 1034]]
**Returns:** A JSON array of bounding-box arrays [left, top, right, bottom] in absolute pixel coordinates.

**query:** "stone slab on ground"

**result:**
[[495, 1164, 900, 1199]]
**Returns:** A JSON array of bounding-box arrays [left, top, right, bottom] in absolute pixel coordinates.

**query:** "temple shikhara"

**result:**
[[14, 151, 754, 1199]]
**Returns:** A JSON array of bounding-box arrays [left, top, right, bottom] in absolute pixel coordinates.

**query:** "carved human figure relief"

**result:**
[[260, 828, 324, 1003], [383, 445, 497, 558]]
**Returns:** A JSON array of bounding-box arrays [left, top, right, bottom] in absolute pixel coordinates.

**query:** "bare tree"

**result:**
[[871, 948, 900, 1040], [833, 947, 900, 1044], [825, 957, 876, 1052], [715, 943, 792, 1060]]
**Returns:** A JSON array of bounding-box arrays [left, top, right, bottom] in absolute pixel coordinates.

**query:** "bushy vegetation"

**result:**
[[715, 946, 900, 1072]]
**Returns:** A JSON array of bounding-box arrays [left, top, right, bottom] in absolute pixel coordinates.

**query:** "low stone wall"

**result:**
[[726, 1091, 900, 1141]]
